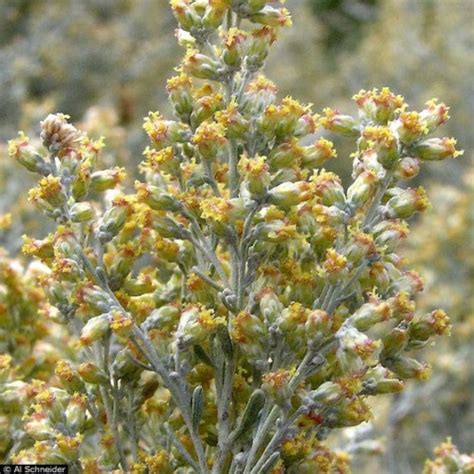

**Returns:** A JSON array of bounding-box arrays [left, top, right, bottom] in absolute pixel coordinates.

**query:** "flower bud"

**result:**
[[99, 197, 133, 240], [352, 149, 385, 178], [69, 202, 95, 222], [353, 88, 405, 124], [8, 132, 46, 173], [347, 170, 378, 207], [221, 28, 247, 67], [106, 243, 139, 282], [305, 309, 332, 338], [216, 101, 249, 139], [192, 121, 227, 159], [135, 182, 181, 212], [345, 232, 376, 263], [239, 154, 271, 197], [320, 108, 359, 136], [311, 171, 346, 206], [320, 249, 348, 283], [278, 302, 308, 332], [241, 75, 277, 114], [391, 270, 424, 297], [419, 98, 450, 132], [394, 156, 420, 180], [246, 26, 276, 70], [40, 113, 81, 152], [231, 311, 267, 346], [51, 257, 82, 282], [21, 235, 55, 260], [0, 381, 28, 412], [414, 137, 463, 161], [348, 300, 392, 331], [257, 287, 283, 324], [257, 219, 297, 243], [360, 126, 398, 167], [143, 146, 181, 176], [394, 111, 428, 144], [28, 176, 66, 209], [78, 362, 109, 384], [387, 291, 415, 321], [199, 197, 240, 234], [71, 161, 92, 200], [79, 315, 110, 346], [43, 278, 69, 305], [302, 138, 337, 169], [383, 186, 430, 219], [56, 434, 82, 461], [142, 304, 181, 332], [109, 311, 133, 337], [65, 394, 88, 431], [170, 0, 200, 30], [34, 388, 69, 425], [295, 112, 318, 137], [123, 274, 156, 296], [177, 306, 224, 345], [167, 72, 193, 118], [183, 49, 222, 80], [259, 98, 312, 139], [152, 215, 190, 239], [408, 309, 450, 343], [363, 366, 404, 394], [310, 381, 342, 405], [55, 361, 84, 393], [202, 0, 229, 29], [153, 236, 180, 263], [190, 91, 225, 126], [268, 181, 312, 208], [268, 139, 304, 169], [261, 369, 292, 406], [336, 325, 381, 373], [76, 284, 111, 313], [311, 223, 337, 250], [53, 226, 80, 258], [249, 6, 292, 27], [373, 219, 409, 250], [135, 372, 161, 409], [25, 412, 56, 440], [90, 167, 126, 192], [111, 348, 142, 379], [329, 397, 371, 428], [384, 356, 431, 381], [143, 113, 191, 149]]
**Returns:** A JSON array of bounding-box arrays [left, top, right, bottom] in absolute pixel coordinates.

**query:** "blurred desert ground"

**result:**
[[0, 0, 473, 472]]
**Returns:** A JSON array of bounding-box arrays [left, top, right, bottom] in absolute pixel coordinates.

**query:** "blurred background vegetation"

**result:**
[[0, 0, 472, 472]]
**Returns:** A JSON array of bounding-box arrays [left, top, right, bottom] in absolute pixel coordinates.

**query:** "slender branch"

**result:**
[[249, 407, 306, 474], [191, 266, 225, 292], [165, 424, 201, 472]]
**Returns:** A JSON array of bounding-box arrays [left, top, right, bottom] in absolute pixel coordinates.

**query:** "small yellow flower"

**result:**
[[0, 213, 12, 231], [110, 311, 133, 336], [166, 71, 192, 91], [28, 176, 64, 207], [322, 248, 347, 274], [200, 196, 233, 223]]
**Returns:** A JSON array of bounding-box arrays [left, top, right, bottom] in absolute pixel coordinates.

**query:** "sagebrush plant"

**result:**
[[423, 438, 474, 474], [2, 0, 465, 472]]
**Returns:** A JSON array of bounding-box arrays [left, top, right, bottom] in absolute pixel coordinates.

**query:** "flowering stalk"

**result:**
[[3, 0, 463, 472]]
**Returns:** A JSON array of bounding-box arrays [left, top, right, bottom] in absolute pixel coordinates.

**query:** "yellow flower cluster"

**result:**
[[1, 0, 463, 471]]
